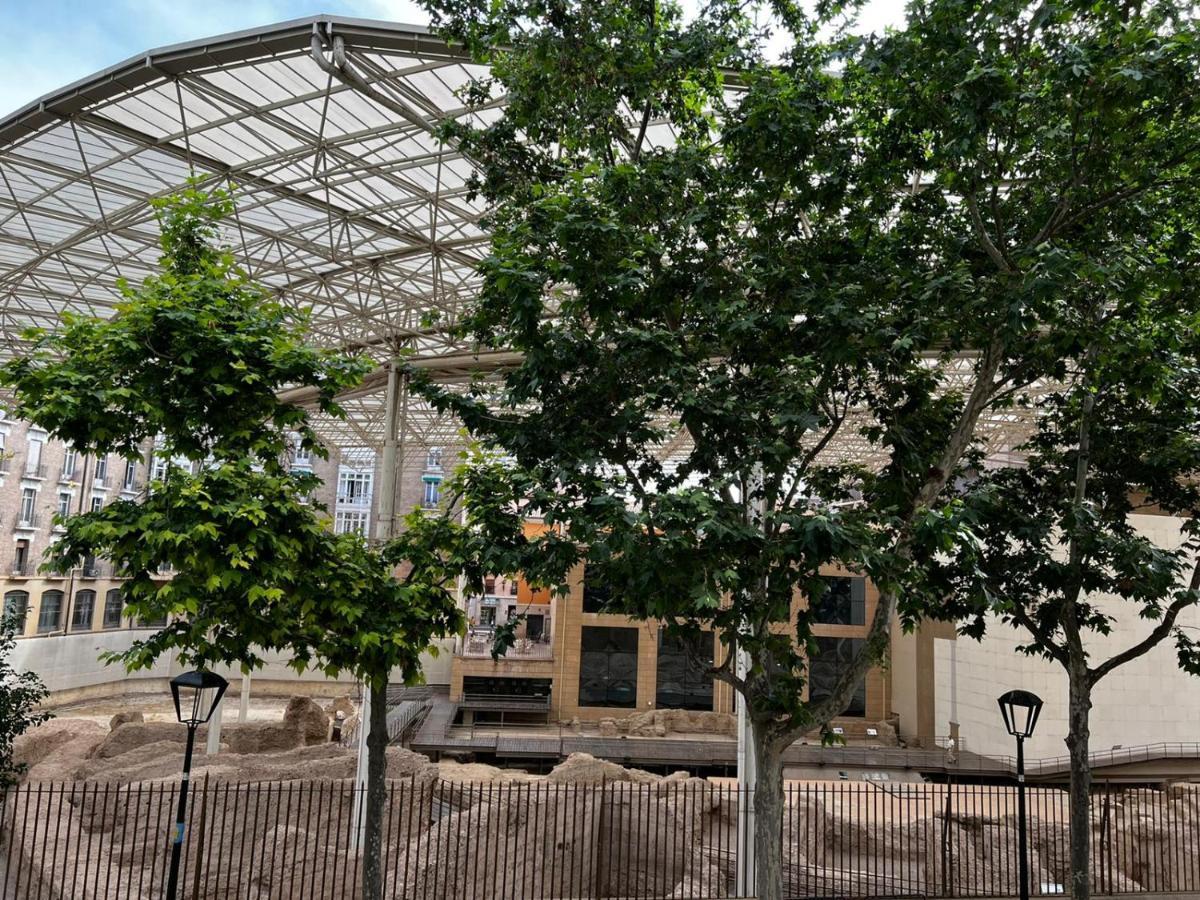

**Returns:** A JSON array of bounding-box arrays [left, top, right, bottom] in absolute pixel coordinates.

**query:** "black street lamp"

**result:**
[[998, 689, 1044, 900], [166, 670, 228, 900]]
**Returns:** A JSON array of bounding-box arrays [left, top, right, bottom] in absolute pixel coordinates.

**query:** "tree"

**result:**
[[414, 1, 1200, 896], [0, 185, 369, 676], [0, 612, 50, 787], [0, 186, 469, 900], [936, 298, 1200, 899]]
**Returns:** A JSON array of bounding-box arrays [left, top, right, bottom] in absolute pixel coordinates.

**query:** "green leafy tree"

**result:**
[[0, 187, 465, 900], [415, 1, 1200, 896], [286, 453, 563, 900], [936, 300, 1200, 899], [0, 612, 51, 787], [0, 185, 369, 672]]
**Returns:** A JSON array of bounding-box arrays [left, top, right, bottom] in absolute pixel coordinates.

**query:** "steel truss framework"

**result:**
[[0, 16, 1040, 465]]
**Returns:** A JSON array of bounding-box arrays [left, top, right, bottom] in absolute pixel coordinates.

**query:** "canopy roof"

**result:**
[[0, 16, 1035, 467]]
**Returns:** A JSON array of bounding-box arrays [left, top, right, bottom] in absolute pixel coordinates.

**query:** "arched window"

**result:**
[[71, 590, 96, 631], [102, 589, 124, 629], [37, 590, 64, 634], [3, 590, 29, 623]]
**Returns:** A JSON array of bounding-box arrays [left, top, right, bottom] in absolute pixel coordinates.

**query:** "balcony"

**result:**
[[458, 631, 554, 660], [93, 473, 109, 489], [120, 480, 142, 494], [9, 561, 31, 577], [0, 457, 10, 475], [23, 462, 46, 480], [15, 513, 39, 531], [58, 468, 81, 484], [80, 561, 102, 578]]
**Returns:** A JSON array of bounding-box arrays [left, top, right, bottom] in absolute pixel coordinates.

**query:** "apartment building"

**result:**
[[0, 415, 341, 641]]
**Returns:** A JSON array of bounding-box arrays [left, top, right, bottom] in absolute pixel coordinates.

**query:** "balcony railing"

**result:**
[[458, 633, 554, 660], [0, 457, 11, 474], [9, 561, 31, 577], [93, 473, 109, 488], [23, 462, 46, 479], [59, 468, 81, 483], [15, 513, 39, 530], [80, 561, 102, 578]]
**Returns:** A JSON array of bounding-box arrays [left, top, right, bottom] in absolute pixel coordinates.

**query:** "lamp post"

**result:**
[[998, 689, 1044, 900], [166, 670, 228, 900]]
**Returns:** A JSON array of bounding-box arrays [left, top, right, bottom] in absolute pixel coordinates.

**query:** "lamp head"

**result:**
[[997, 689, 1043, 739], [170, 670, 229, 728]]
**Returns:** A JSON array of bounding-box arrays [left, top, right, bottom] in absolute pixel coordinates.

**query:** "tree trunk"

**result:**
[[1066, 671, 1092, 900], [751, 721, 786, 900], [362, 681, 388, 900]]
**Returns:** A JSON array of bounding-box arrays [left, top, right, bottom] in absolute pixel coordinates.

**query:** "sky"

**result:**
[[0, 0, 907, 120]]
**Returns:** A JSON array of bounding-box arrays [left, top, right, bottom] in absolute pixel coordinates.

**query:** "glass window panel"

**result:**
[[807, 637, 867, 717], [37, 590, 64, 633], [4, 591, 29, 622], [578, 626, 639, 708], [103, 590, 124, 628], [656, 631, 714, 711], [71, 590, 96, 630], [811, 577, 866, 626]]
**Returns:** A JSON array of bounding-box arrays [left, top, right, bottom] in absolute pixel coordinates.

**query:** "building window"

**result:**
[[57, 492, 72, 520], [293, 437, 313, 467], [12, 543, 29, 576], [62, 449, 78, 479], [422, 479, 441, 508], [103, 589, 123, 629], [811, 576, 866, 626], [37, 590, 64, 634], [123, 461, 137, 491], [337, 469, 373, 506], [151, 454, 168, 482], [94, 455, 108, 485], [426, 447, 442, 470], [24, 434, 43, 477], [71, 590, 96, 631], [656, 631, 714, 711], [3, 590, 28, 622], [90, 496, 104, 513], [807, 637, 867, 717], [582, 565, 613, 614], [335, 509, 370, 536], [578, 626, 639, 708], [462, 676, 551, 698], [19, 488, 36, 526]]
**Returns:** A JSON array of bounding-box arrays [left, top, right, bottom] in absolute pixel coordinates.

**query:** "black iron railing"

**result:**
[[1, 779, 1197, 898]]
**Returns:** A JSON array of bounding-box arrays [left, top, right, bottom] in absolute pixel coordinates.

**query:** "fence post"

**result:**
[[592, 774, 606, 898], [189, 774, 209, 900], [942, 778, 953, 898], [1100, 783, 1111, 896]]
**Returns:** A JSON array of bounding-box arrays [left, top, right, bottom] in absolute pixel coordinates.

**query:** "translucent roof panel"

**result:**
[[0, 15, 1041, 464], [0, 17, 497, 452]]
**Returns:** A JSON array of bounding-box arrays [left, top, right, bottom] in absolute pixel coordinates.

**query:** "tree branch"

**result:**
[[1089, 560, 1200, 686], [797, 341, 1008, 734], [967, 194, 1016, 275]]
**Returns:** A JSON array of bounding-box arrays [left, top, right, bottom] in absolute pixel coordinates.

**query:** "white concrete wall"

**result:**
[[13, 632, 453, 700], [934, 514, 1200, 760], [11, 631, 178, 694]]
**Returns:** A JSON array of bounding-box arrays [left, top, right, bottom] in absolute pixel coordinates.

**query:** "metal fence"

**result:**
[[1, 779, 1198, 899]]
